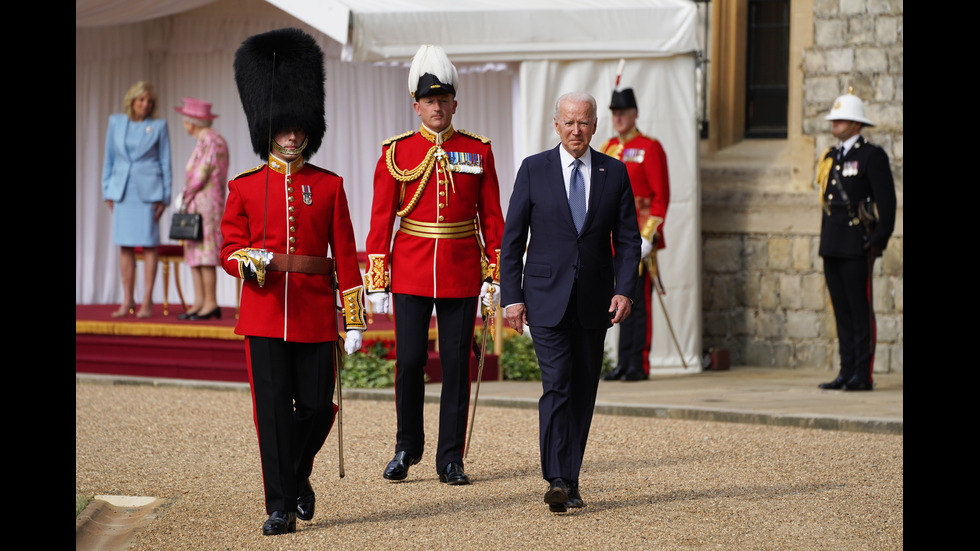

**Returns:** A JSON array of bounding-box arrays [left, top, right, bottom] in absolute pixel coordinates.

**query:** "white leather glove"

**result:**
[[344, 329, 363, 355], [480, 281, 500, 310], [640, 237, 654, 259], [367, 292, 390, 315]]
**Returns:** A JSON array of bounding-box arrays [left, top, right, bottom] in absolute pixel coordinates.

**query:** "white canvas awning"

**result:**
[[266, 0, 698, 62]]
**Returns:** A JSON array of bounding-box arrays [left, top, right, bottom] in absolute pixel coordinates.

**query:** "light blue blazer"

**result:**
[[101, 114, 172, 204]]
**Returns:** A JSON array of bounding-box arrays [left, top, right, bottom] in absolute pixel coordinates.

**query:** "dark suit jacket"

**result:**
[[819, 135, 896, 258], [101, 113, 172, 204], [501, 145, 641, 329]]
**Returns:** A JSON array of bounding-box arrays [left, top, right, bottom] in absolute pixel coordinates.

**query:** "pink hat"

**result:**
[[174, 97, 218, 120]]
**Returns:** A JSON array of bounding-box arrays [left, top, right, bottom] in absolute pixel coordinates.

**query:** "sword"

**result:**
[[465, 286, 494, 459], [335, 337, 345, 478], [654, 288, 687, 369], [644, 250, 688, 369]]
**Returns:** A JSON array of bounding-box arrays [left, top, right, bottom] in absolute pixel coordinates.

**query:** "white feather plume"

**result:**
[[408, 44, 458, 97]]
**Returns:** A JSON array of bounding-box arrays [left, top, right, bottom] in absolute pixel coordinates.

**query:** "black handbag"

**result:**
[[170, 211, 203, 241]]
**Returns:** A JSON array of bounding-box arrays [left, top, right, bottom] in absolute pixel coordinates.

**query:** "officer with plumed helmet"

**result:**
[[365, 44, 505, 486]]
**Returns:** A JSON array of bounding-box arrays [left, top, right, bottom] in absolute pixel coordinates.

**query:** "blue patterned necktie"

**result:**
[[569, 159, 586, 232]]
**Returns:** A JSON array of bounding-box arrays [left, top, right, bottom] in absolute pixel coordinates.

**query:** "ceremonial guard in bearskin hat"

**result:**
[[365, 45, 505, 486], [221, 27, 366, 535], [599, 74, 670, 381], [816, 89, 896, 392]]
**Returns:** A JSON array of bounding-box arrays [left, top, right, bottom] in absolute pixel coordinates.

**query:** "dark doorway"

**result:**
[[745, 0, 789, 138]]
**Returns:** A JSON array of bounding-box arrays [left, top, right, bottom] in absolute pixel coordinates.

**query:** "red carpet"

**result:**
[[76, 304, 499, 383]]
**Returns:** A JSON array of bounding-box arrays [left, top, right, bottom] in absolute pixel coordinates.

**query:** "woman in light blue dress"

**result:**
[[102, 81, 172, 318]]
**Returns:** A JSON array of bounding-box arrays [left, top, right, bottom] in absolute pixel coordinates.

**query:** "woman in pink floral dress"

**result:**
[[174, 98, 229, 320]]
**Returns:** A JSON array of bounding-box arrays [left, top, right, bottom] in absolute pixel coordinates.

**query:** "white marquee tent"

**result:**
[[76, 0, 702, 372]]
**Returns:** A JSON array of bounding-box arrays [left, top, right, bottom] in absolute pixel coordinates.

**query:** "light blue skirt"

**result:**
[[112, 184, 160, 247]]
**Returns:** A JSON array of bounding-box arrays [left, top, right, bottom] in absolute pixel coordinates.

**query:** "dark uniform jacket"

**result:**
[[818, 135, 897, 258]]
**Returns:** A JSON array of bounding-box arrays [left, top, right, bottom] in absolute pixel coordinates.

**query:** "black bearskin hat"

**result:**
[[234, 28, 325, 161]]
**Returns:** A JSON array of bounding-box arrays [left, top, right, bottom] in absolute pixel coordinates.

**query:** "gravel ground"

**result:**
[[76, 380, 903, 550]]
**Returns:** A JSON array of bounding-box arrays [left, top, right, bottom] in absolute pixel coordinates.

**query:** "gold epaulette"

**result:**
[[382, 130, 416, 147], [457, 129, 490, 144], [232, 165, 264, 180]]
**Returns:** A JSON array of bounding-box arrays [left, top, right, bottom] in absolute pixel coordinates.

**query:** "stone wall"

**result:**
[[702, 231, 903, 372], [699, 0, 903, 374]]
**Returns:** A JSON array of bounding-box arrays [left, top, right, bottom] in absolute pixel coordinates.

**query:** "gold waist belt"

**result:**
[[398, 218, 478, 239]]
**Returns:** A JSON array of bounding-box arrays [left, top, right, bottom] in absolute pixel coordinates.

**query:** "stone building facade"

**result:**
[[700, 0, 903, 373]]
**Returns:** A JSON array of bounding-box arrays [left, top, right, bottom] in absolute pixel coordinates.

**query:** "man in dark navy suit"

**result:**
[[500, 92, 641, 513], [816, 89, 896, 392]]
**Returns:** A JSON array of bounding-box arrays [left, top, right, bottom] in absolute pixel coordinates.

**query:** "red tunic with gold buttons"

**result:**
[[365, 125, 504, 297], [600, 129, 669, 249], [221, 155, 363, 342]]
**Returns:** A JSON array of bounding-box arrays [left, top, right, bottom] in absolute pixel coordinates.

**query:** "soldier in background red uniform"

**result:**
[[600, 87, 670, 381], [221, 28, 366, 536], [365, 45, 504, 486]]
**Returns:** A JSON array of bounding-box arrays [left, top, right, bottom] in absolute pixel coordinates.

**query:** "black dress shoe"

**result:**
[[603, 366, 626, 381], [383, 451, 421, 481], [439, 462, 471, 485], [262, 511, 296, 536], [818, 376, 847, 390], [622, 367, 648, 381], [188, 307, 222, 320], [176, 309, 200, 320], [567, 483, 584, 508], [842, 378, 873, 391], [296, 478, 315, 521], [544, 478, 569, 513]]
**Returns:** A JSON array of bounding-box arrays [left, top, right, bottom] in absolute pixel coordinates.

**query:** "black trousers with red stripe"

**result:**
[[617, 271, 652, 375], [392, 293, 476, 474], [246, 336, 336, 514], [823, 256, 876, 384]]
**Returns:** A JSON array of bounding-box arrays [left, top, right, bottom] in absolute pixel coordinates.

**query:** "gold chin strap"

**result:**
[[271, 137, 308, 157]]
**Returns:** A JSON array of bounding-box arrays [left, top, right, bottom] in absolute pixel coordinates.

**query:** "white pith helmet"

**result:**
[[825, 87, 874, 127]]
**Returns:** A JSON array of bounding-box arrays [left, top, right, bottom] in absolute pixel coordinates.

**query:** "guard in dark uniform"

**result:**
[[816, 89, 896, 391], [222, 28, 366, 535], [599, 86, 670, 381], [365, 45, 505, 485]]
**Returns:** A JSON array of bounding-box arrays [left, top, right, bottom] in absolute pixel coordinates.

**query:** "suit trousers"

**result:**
[[823, 256, 876, 383], [530, 282, 606, 484], [393, 293, 477, 472], [246, 336, 336, 514]]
